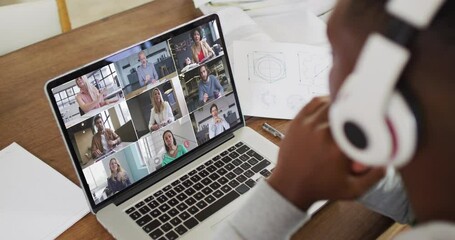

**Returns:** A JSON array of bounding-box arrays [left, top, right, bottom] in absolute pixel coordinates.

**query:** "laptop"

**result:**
[[45, 14, 280, 239]]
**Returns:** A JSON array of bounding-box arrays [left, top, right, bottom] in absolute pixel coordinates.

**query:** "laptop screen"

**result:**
[[46, 14, 243, 211]]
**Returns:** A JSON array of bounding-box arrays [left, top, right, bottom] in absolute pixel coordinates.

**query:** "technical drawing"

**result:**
[[260, 90, 278, 107], [298, 51, 331, 85], [248, 51, 286, 83]]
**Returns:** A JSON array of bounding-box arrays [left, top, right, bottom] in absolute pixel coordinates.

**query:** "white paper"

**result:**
[[234, 41, 331, 119], [0, 143, 89, 240]]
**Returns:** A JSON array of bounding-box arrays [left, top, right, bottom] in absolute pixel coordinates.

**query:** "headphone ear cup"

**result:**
[[385, 91, 418, 167]]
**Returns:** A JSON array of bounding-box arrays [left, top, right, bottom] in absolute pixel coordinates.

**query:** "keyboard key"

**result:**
[[247, 149, 264, 160], [208, 173, 220, 181], [196, 200, 208, 209], [184, 217, 199, 229], [180, 174, 189, 181], [148, 200, 159, 209], [158, 213, 170, 223], [176, 193, 188, 201], [228, 180, 240, 188], [184, 187, 196, 196], [158, 203, 170, 212], [177, 203, 188, 211], [197, 164, 205, 171], [220, 185, 232, 193], [204, 160, 213, 166], [167, 198, 179, 207], [129, 211, 141, 220], [153, 190, 163, 198], [213, 190, 224, 198], [236, 145, 250, 154], [150, 209, 162, 218], [232, 159, 242, 166], [225, 172, 236, 180], [163, 185, 172, 192], [149, 228, 164, 239], [182, 180, 193, 188], [161, 223, 172, 232], [165, 189, 177, 198], [170, 217, 182, 226], [224, 163, 235, 171], [252, 160, 271, 173], [174, 225, 188, 235], [139, 205, 151, 215], [165, 230, 178, 240], [220, 151, 229, 156], [202, 187, 213, 195], [195, 191, 240, 222], [193, 182, 204, 191], [213, 155, 221, 161], [260, 169, 272, 178], [173, 185, 184, 193], [168, 208, 179, 217], [194, 192, 204, 201], [244, 170, 255, 178], [228, 146, 237, 152], [221, 156, 232, 163], [201, 178, 212, 185], [235, 184, 250, 194], [190, 175, 201, 183], [217, 176, 228, 185], [229, 152, 239, 159], [157, 195, 168, 203], [171, 179, 180, 186], [188, 206, 199, 215], [235, 142, 244, 147], [125, 207, 135, 214], [236, 175, 247, 183], [144, 195, 154, 203], [184, 197, 196, 206], [233, 167, 244, 175], [188, 169, 198, 176], [199, 170, 209, 178], [204, 195, 216, 204], [209, 181, 221, 190], [206, 165, 216, 173], [179, 211, 190, 220], [239, 154, 250, 161], [240, 162, 252, 170], [245, 179, 256, 188], [248, 158, 259, 166], [143, 219, 161, 233], [135, 201, 145, 208], [216, 168, 227, 176], [214, 160, 225, 168]]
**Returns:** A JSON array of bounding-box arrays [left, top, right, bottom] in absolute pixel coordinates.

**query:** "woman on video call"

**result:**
[[190, 27, 214, 63], [148, 88, 175, 131], [162, 130, 188, 166], [106, 158, 131, 196]]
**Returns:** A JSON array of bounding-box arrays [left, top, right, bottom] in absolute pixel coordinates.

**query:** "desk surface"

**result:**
[[0, 0, 393, 239]]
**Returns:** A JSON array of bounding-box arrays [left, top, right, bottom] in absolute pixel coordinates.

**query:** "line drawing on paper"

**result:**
[[248, 51, 286, 83], [260, 90, 278, 108], [297, 51, 331, 85]]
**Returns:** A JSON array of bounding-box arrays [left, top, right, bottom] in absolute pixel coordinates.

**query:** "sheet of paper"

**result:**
[[0, 143, 89, 240], [234, 40, 331, 119]]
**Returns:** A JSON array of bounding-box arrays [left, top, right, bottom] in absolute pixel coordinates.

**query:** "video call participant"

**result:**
[[148, 88, 175, 131], [162, 130, 188, 166], [198, 64, 224, 104], [106, 157, 131, 196], [181, 56, 198, 73], [91, 115, 121, 158], [75, 75, 117, 114], [137, 51, 159, 87], [215, 0, 455, 239], [191, 27, 215, 63], [208, 103, 230, 139]]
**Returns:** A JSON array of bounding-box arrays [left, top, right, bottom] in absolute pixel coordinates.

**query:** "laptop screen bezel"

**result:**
[[45, 14, 245, 213]]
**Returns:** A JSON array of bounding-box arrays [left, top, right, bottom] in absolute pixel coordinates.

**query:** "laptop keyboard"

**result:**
[[124, 142, 273, 239]]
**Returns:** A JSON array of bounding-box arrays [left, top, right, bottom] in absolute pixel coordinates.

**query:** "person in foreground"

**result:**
[[215, 0, 454, 239]]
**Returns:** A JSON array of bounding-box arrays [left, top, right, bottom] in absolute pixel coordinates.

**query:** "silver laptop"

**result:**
[[45, 14, 279, 239]]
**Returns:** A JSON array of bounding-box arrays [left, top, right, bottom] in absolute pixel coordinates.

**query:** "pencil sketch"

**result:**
[[297, 51, 331, 85], [260, 90, 278, 107], [248, 51, 286, 83]]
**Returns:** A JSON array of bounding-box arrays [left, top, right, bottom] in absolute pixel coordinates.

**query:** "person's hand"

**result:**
[[145, 74, 151, 83], [268, 96, 385, 211], [108, 140, 116, 147], [214, 117, 222, 123], [94, 149, 103, 158], [151, 124, 160, 131], [203, 93, 209, 103]]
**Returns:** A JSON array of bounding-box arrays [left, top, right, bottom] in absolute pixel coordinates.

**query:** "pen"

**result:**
[[262, 122, 285, 140]]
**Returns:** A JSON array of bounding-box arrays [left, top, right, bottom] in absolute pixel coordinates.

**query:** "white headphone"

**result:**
[[329, 0, 446, 167]]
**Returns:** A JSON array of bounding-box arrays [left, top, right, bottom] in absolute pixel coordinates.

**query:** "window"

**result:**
[[83, 162, 108, 190]]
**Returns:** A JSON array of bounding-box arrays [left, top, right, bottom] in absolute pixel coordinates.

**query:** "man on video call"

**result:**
[[91, 115, 121, 159], [137, 51, 159, 87]]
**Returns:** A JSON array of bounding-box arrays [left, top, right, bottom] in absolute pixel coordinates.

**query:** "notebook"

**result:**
[[45, 14, 280, 239]]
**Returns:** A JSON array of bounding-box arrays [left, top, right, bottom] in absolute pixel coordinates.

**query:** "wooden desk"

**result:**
[[0, 0, 393, 239]]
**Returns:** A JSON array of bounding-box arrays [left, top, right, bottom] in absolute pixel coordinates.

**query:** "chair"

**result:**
[[0, 0, 70, 56]]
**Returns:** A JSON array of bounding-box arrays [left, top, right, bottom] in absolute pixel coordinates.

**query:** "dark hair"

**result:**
[[94, 115, 102, 125], [210, 103, 218, 112], [190, 27, 203, 42], [162, 130, 176, 152], [199, 64, 210, 75]]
